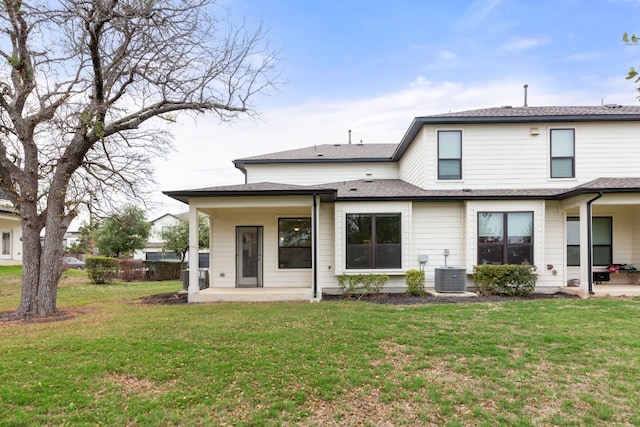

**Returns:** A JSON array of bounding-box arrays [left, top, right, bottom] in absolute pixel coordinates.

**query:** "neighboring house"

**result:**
[[164, 105, 640, 302], [135, 212, 210, 267], [135, 213, 185, 261], [0, 205, 22, 265], [62, 229, 81, 250]]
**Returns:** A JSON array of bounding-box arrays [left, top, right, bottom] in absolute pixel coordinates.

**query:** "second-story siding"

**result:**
[[398, 126, 425, 188], [245, 162, 399, 185], [399, 120, 640, 191]]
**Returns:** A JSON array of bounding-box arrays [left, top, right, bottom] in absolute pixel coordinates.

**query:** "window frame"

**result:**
[[345, 213, 402, 270], [277, 217, 312, 269], [437, 130, 462, 180], [566, 217, 580, 266], [477, 211, 534, 265], [565, 216, 612, 267], [550, 128, 575, 178]]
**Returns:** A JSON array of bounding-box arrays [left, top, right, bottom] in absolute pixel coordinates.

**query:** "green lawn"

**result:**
[[1, 268, 640, 426]]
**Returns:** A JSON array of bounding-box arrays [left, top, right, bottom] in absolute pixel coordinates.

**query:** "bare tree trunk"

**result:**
[[16, 199, 69, 318]]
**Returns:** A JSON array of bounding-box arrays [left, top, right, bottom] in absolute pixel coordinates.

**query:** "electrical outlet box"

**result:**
[[418, 254, 429, 263], [444, 249, 450, 256]]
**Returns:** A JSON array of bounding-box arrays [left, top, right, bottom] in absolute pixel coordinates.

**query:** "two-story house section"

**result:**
[[165, 105, 640, 302]]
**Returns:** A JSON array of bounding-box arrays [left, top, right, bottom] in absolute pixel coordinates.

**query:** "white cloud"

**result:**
[[502, 37, 544, 52], [150, 75, 639, 217], [560, 51, 605, 62], [439, 50, 458, 60], [457, 0, 502, 28]]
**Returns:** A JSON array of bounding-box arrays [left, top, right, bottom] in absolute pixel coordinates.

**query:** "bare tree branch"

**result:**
[[0, 0, 280, 318]]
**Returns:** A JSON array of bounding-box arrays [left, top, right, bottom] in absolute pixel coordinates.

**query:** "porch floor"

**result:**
[[188, 287, 315, 303], [186, 285, 640, 303], [592, 284, 640, 297]]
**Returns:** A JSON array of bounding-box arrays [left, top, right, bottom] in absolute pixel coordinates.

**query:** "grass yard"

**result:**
[[1, 267, 640, 426]]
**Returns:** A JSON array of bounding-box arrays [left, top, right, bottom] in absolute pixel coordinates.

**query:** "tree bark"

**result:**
[[0, 0, 278, 319]]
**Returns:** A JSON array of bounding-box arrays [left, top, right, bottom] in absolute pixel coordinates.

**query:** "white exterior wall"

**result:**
[[540, 201, 567, 288], [148, 214, 181, 245], [400, 121, 640, 191], [245, 162, 399, 185], [0, 216, 22, 263], [410, 202, 465, 287], [199, 201, 313, 289], [398, 127, 425, 188], [464, 200, 545, 271], [330, 201, 411, 292], [317, 202, 336, 293]]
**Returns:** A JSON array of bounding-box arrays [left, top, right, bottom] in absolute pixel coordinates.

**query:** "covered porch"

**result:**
[[559, 180, 640, 295], [164, 183, 336, 303]]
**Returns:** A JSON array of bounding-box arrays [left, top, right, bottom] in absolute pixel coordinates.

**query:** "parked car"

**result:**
[[63, 256, 85, 270]]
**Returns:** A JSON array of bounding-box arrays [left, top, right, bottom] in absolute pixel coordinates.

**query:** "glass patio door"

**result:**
[[236, 226, 263, 287]]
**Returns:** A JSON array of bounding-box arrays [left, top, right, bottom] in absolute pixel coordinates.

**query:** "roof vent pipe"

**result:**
[[524, 84, 528, 107], [348, 129, 352, 145]]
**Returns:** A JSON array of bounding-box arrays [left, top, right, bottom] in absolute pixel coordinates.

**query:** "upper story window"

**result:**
[[278, 218, 312, 268], [550, 129, 575, 178], [478, 212, 533, 265], [346, 213, 401, 269], [438, 130, 462, 180]]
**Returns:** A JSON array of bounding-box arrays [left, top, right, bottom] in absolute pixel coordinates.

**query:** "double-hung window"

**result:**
[[278, 218, 312, 268], [346, 213, 401, 269], [550, 129, 575, 178], [478, 212, 533, 265], [566, 217, 612, 266], [438, 130, 462, 180]]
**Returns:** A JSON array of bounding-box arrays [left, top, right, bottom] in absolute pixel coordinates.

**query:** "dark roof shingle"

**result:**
[[235, 143, 397, 164]]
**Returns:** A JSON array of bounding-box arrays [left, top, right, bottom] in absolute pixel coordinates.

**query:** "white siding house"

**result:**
[[134, 213, 185, 261], [0, 207, 22, 264], [165, 105, 640, 302]]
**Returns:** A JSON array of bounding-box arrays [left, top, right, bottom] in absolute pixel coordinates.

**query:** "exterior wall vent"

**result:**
[[434, 267, 467, 293]]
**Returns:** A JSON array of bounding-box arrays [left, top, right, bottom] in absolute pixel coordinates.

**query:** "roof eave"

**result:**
[[232, 157, 393, 165], [555, 187, 640, 200], [163, 189, 337, 204]]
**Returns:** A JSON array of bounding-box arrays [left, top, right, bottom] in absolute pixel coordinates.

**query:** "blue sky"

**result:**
[[152, 0, 640, 215], [232, 0, 640, 107]]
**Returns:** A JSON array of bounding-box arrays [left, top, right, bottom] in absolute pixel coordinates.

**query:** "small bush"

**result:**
[[473, 264, 537, 297], [405, 269, 426, 296], [86, 256, 119, 284], [337, 274, 389, 299], [144, 260, 185, 281], [118, 259, 145, 282]]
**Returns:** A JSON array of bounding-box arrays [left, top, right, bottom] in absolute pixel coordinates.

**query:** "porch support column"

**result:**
[[578, 202, 590, 292], [312, 193, 319, 301], [188, 206, 199, 294]]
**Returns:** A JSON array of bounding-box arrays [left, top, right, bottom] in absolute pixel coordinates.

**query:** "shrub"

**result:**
[[405, 269, 426, 296], [118, 259, 145, 282], [85, 256, 119, 284], [337, 274, 389, 299], [473, 264, 537, 297], [144, 260, 185, 281]]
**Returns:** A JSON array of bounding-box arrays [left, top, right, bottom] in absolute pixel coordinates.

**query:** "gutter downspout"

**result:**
[[586, 192, 604, 295], [312, 193, 318, 299]]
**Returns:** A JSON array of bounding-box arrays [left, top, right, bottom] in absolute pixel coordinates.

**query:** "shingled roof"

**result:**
[[234, 143, 397, 165], [164, 178, 640, 204], [163, 182, 336, 203], [430, 105, 640, 118]]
